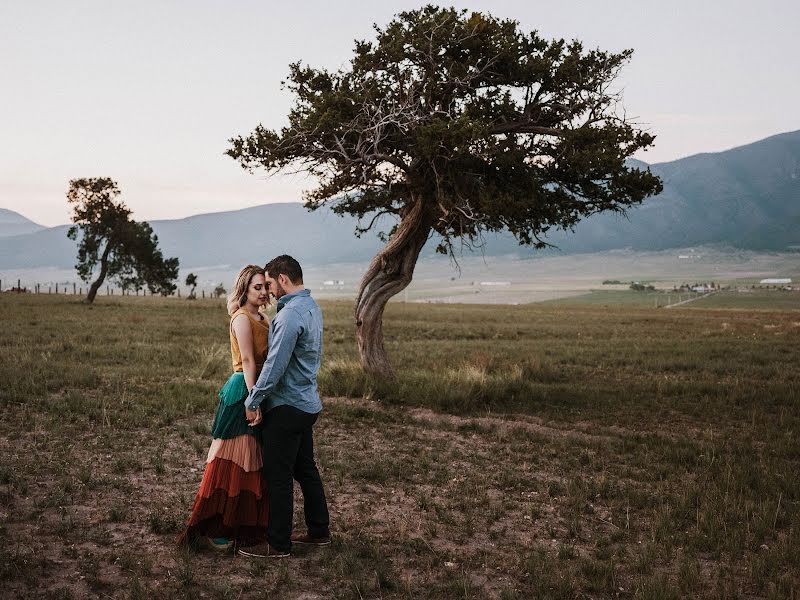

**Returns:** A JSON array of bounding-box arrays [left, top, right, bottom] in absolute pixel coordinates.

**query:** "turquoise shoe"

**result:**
[[205, 537, 233, 552]]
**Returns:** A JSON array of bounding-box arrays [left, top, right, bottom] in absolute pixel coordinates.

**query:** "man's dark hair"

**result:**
[[265, 255, 303, 284]]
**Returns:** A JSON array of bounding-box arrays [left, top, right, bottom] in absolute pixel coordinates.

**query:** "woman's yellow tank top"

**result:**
[[229, 308, 269, 373]]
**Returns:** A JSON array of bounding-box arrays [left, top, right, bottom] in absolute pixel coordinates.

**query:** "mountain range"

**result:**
[[1, 130, 798, 270], [0, 208, 46, 238]]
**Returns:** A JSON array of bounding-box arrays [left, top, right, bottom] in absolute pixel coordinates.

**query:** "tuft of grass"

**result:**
[[176, 549, 195, 589], [147, 511, 181, 535], [635, 573, 681, 600]]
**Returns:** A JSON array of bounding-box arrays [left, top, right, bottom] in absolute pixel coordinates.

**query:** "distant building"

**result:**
[[759, 278, 792, 284]]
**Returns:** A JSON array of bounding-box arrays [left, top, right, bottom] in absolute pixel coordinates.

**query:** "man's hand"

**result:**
[[246, 407, 262, 426]]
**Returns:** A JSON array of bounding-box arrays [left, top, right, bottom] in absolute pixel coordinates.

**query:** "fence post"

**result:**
[[18, 279, 21, 293], [202, 290, 205, 299]]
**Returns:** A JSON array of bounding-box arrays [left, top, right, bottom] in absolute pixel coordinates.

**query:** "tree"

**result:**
[[185, 273, 198, 299], [227, 6, 663, 377], [213, 283, 227, 299], [66, 178, 179, 303]]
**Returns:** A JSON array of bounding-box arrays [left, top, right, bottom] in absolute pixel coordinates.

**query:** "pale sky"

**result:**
[[2, 0, 798, 226]]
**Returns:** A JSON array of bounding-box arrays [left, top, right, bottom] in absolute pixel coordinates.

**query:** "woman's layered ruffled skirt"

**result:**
[[177, 372, 268, 547]]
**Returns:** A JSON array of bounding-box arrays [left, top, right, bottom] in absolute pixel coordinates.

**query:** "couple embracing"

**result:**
[[178, 255, 330, 558]]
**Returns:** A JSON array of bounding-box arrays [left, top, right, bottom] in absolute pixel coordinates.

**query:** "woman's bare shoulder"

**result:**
[[231, 312, 250, 329]]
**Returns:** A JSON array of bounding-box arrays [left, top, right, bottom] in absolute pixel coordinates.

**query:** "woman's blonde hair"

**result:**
[[226, 264, 268, 316]]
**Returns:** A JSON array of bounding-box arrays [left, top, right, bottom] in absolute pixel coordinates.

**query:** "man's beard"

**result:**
[[273, 280, 287, 299]]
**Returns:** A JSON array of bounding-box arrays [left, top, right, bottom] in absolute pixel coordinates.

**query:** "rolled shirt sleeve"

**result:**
[[245, 308, 302, 410]]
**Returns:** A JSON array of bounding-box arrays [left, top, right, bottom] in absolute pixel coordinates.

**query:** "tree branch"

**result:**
[[488, 123, 566, 137]]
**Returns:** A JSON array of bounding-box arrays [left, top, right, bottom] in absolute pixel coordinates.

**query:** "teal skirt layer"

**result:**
[[211, 372, 256, 439]]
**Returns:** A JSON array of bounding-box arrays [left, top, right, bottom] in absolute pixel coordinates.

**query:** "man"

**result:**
[[237, 255, 331, 558]]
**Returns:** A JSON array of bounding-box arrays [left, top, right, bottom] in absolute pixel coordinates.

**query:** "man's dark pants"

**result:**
[[261, 404, 330, 552]]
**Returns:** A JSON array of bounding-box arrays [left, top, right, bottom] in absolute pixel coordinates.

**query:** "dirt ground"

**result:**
[[1, 396, 672, 599]]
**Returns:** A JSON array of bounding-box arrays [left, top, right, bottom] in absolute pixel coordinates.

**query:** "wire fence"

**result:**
[[0, 278, 224, 299]]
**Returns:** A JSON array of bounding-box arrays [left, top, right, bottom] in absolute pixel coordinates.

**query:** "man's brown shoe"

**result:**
[[291, 533, 331, 546], [237, 543, 290, 558]]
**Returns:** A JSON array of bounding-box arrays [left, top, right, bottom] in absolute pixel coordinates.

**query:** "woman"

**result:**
[[178, 265, 270, 551]]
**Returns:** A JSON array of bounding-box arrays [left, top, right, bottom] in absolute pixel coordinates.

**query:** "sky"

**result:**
[[1, 0, 798, 227]]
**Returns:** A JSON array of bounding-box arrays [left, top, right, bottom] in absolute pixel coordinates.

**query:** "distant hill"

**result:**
[[0, 208, 45, 238], [0, 204, 394, 269], [1, 130, 798, 269], [138, 203, 389, 268], [0, 201, 518, 269], [545, 130, 800, 252]]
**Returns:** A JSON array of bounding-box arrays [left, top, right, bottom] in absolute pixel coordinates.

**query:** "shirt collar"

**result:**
[[277, 288, 310, 311]]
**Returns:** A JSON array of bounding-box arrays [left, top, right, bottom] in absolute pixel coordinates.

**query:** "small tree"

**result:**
[[66, 178, 179, 303], [213, 283, 227, 298], [228, 6, 662, 377], [185, 273, 198, 299]]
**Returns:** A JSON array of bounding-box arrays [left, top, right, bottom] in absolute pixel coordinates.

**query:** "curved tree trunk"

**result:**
[[355, 196, 432, 378], [86, 243, 113, 304]]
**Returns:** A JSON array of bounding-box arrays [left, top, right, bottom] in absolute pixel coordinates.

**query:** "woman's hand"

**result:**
[[246, 407, 262, 426]]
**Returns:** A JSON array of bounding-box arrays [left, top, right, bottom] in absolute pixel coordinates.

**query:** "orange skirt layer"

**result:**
[[207, 435, 262, 473]]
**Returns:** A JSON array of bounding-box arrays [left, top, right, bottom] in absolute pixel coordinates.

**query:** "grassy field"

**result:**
[[687, 289, 800, 311], [0, 294, 798, 599], [546, 289, 800, 311], [542, 289, 686, 308]]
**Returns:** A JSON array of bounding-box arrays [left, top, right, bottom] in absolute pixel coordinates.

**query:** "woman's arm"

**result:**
[[231, 314, 257, 391]]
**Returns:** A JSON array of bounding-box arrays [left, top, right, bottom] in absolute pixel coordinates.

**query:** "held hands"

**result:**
[[246, 407, 262, 427]]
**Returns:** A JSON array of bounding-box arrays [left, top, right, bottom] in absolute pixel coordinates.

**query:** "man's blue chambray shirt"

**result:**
[[245, 289, 323, 414]]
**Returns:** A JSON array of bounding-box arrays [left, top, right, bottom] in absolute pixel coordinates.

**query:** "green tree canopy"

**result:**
[[185, 272, 198, 299], [227, 6, 662, 376], [67, 178, 179, 303]]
